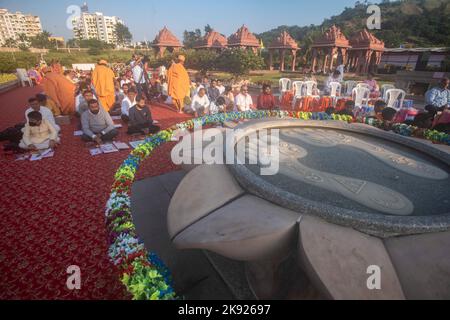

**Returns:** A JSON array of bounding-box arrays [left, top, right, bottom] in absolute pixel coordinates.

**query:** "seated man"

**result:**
[[217, 80, 226, 95], [425, 77, 450, 114], [25, 97, 60, 132], [36, 93, 61, 117], [127, 95, 160, 135], [77, 90, 96, 115], [81, 99, 118, 144], [257, 84, 276, 111], [188, 88, 210, 117], [221, 86, 235, 112], [235, 85, 254, 111], [121, 87, 137, 122], [381, 107, 397, 122], [207, 79, 221, 102], [19, 111, 59, 151], [373, 100, 386, 120], [209, 97, 227, 115], [336, 100, 355, 117]]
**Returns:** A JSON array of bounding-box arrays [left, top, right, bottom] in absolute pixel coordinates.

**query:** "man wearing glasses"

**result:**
[[235, 85, 254, 112]]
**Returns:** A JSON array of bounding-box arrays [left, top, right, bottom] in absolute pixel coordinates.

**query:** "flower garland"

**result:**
[[104, 110, 360, 300], [359, 117, 450, 146]]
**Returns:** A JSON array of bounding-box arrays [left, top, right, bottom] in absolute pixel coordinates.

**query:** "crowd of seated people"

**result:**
[[2, 56, 450, 155]]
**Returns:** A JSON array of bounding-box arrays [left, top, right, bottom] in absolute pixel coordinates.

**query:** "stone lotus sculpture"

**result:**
[[167, 119, 450, 299]]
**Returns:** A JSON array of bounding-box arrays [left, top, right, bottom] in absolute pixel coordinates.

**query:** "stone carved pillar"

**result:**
[[311, 49, 318, 73], [158, 46, 167, 58], [291, 49, 297, 71], [269, 49, 274, 71], [329, 47, 337, 72], [280, 49, 286, 72], [323, 50, 329, 74]]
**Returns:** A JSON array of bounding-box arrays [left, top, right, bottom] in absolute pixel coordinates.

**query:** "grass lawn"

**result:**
[[207, 70, 395, 87]]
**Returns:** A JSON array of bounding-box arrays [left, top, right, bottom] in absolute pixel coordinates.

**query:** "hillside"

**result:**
[[257, 0, 450, 52]]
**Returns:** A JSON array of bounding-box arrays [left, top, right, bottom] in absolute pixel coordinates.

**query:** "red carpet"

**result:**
[[0, 86, 191, 299]]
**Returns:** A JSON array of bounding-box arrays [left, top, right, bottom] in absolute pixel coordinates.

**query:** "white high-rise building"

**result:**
[[0, 8, 43, 46], [72, 4, 125, 45]]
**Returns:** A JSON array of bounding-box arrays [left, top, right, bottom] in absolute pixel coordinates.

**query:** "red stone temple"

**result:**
[[348, 29, 385, 74], [152, 27, 183, 58], [311, 25, 351, 74], [195, 30, 228, 51], [268, 31, 299, 71], [228, 25, 260, 54]]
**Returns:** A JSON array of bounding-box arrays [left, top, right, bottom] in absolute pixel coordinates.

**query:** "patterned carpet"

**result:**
[[0, 86, 191, 299]]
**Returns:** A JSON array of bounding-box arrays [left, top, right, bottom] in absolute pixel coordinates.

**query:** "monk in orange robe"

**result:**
[[41, 67, 76, 115], [50, 60, 63, 75], [167, 55, 191, 113], [92, 60, 116, 112]]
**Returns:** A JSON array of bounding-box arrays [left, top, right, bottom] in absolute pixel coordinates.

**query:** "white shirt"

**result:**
[[75, 94, 84, 113], [217, 85, 225, 95], [132, 64, 146, 84], [121, 96, 136, 116], [235, 93, 253, 111], [195, 84, 205, 96], [209, 101, 225, 114], [25, 106, 60, 132], [120, 79, 131, 87], [161, 83, 168, 96], [191, 94, 210, 112]]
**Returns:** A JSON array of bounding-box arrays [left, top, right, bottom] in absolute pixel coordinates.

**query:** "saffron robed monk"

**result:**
[[41, 67, 76, 115], [167, 55, 191, 113], [92, 59, 116, 112]]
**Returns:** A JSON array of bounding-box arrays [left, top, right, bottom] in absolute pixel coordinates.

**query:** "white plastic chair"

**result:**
[[279, 78, 291, 93], [329, 82, 342, 98], [16, 69, 33, 87], [356, 83, 371, 90], [381, 84, 395, 101], [292, 81, 305, 109], [344, 81, 357, 96], [304, 81, 319, 97], [329, 82, 342, 107], [352, 87, 370, 108], [385, 89, 406, 111]]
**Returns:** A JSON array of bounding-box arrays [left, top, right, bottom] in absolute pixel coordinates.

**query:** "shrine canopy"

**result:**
[[228, 25, 260, 52], [267, 31, 300, 71], [152, 26, 183, 57], [350, 29, 385, 52], [348, 29, 385, 74], [268, 31, 299, 50], [195, 30, 228, 50], [312, 25, 351, 49]]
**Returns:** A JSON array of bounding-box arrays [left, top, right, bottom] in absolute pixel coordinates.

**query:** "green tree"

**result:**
[[216, 49, 265, 76], [183, 29, 202, 49], [29, 31, 52, 49], [204, 24, 213, 34], [186, 49, 219, 74], [4, 38, 18, 48], [114, 23, 133, 47]]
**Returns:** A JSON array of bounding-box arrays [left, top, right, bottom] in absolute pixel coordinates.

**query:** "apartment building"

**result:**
[[0, 8, 43, 45], [72, 9, 124, 45]]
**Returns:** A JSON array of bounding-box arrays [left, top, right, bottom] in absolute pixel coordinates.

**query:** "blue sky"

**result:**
[[1, 0, 369, 42]]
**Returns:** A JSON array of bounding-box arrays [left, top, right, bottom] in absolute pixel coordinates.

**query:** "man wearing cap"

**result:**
[[167, 55, 191, 113], [41, 66, 76, 115], [92, 59, 116, 112]]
